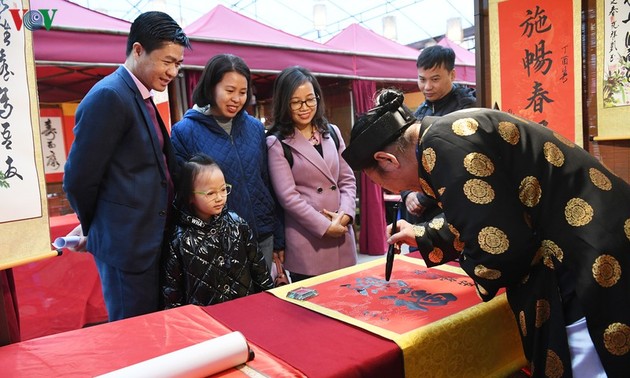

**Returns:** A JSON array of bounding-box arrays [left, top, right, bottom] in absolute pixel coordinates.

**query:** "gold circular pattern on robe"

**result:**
[[476, 283, 489, 296], [540, 240, 564, 269], [625, 219, 630, 241], [422, 148, 436, 173], [535, 299, 551, 328], [428, 248, 443, 264], [545, 349, 564, 378], [519, 311, 527, 336], [474, 264, 501, 280], [418, 178, 436, 199], [448, 224, 460, 237], [463, 179, 495, 205], [449, 224, 465, 252], [452, 118, 479, 136], [498, 121, 520, 145], [543, 142, 565, 167], [429, 217, 445, 230], [592, 254, 621, 288], [553, 131, 575, 147], [478, 226, 509, 254], [604, 322, 630, 356], [565, 198, 594, 227], [463, 152, 494, 177], [589, 168, 612, 191], [438, 187, 445, 196], [519, 176, 542, 208], [413, 225, 426, 238]]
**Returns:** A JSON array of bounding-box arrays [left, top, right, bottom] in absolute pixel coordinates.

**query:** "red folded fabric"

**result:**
[[203, 292, 404, 378]]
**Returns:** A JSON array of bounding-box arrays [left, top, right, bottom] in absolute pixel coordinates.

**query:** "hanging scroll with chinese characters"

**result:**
[[0, 6, 41, 222], [0, 0, 57, 269], [490, 0, 582, 145], [604, 0, 630, 108], [40, 108, 66, 182], [595, 1, 630, 138]]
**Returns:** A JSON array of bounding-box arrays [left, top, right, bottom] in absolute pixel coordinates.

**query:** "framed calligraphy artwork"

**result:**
[[603, 0, 630, 108], [596, 1, 630, 139], [40, 107, 66, 182]]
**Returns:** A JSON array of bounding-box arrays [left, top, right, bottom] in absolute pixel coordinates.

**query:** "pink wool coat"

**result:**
[[266, 125, 357, 276]]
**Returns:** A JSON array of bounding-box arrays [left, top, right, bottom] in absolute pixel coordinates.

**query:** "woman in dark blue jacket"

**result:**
[[171, 54, 281, 268]]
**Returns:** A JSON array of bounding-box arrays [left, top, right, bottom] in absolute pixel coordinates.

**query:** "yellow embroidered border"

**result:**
[[269, 255, 526, 377]]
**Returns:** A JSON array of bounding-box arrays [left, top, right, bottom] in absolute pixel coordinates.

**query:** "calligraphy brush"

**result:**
[[385, 202, 400, 281]]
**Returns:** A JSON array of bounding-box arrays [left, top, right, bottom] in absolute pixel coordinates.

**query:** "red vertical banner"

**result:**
[[498, 0, 576, 141]]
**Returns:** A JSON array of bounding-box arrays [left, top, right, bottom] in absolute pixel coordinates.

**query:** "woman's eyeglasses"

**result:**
[[289, 97, 318, 110], [193, 184, 232, 201]]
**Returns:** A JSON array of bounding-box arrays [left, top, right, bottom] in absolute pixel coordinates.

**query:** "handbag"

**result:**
[[271, 255, 291, 287]]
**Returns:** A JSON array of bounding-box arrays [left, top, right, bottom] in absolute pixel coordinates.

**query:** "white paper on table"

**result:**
[[95, 331, 253, 378]]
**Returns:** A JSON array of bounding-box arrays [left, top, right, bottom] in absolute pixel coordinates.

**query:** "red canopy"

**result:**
[[183, 5, 354, 78], [324, 23, 418, 82], [31, 2, 425, 103], [32, 0, 130, 64], [32, 0, 130, 103]]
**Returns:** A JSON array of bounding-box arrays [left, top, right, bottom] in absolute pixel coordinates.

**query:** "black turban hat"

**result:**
[[342, 90, 416, 171]]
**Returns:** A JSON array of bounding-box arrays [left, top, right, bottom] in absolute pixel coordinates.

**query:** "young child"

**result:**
[[161, 153, 273, 308]]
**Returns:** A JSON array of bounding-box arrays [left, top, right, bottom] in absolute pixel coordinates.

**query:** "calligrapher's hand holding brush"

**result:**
[[386, 219, 419, 248]]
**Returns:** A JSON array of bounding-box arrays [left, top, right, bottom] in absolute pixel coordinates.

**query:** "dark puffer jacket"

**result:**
[[161, 207, 273, 308]]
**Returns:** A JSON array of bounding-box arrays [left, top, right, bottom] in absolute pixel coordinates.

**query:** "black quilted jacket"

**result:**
[[161, 207, 273, 308]]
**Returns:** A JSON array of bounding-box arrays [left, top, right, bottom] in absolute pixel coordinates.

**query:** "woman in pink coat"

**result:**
[[266, 66, 357, 282]]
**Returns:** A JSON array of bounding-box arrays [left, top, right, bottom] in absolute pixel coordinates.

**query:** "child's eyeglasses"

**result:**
[[193, 184, 232, 201]]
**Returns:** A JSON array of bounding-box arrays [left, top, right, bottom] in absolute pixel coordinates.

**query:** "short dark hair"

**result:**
[[192, 54, 252, 117], [271, 66, 329, 138], [416, 45, 455, 71], [126, 11, 191, 56], [174, 153, 221, 213]]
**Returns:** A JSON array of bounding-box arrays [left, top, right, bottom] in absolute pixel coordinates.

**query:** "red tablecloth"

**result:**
[[0, 305, 303, 377], [204, 292, 405, 378], [13, 214, 107, 340]]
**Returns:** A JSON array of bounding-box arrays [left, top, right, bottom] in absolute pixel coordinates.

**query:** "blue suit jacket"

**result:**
[[64, 66, 178, 272]]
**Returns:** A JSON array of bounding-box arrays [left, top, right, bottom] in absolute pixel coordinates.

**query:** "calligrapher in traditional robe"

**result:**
[[343, 89, 630, 378]]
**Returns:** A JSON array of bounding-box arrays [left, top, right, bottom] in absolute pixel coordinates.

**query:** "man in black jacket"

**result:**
[[402, 45, 477, 225]]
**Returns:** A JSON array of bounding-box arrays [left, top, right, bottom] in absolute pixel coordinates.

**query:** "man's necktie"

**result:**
[[145, 97, 165, 149], [144, 97, 174, 206]]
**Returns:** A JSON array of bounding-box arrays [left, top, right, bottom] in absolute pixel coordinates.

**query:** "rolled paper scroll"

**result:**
[[51, 236, 81, 249], [95, 331, 254, 378]]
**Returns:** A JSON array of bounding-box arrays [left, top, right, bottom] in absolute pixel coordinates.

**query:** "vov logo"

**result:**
[[8, 8, 58, 31]]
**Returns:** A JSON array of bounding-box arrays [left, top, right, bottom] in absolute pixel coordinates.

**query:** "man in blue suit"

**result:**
[[63, 12, 191, 321]]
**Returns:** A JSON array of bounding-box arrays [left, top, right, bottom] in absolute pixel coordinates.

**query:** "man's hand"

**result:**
[[323, 209, 348, 238], [405, 192, 425, 216], [65, 224, 88, 252], [386, 219, 418, 248]]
